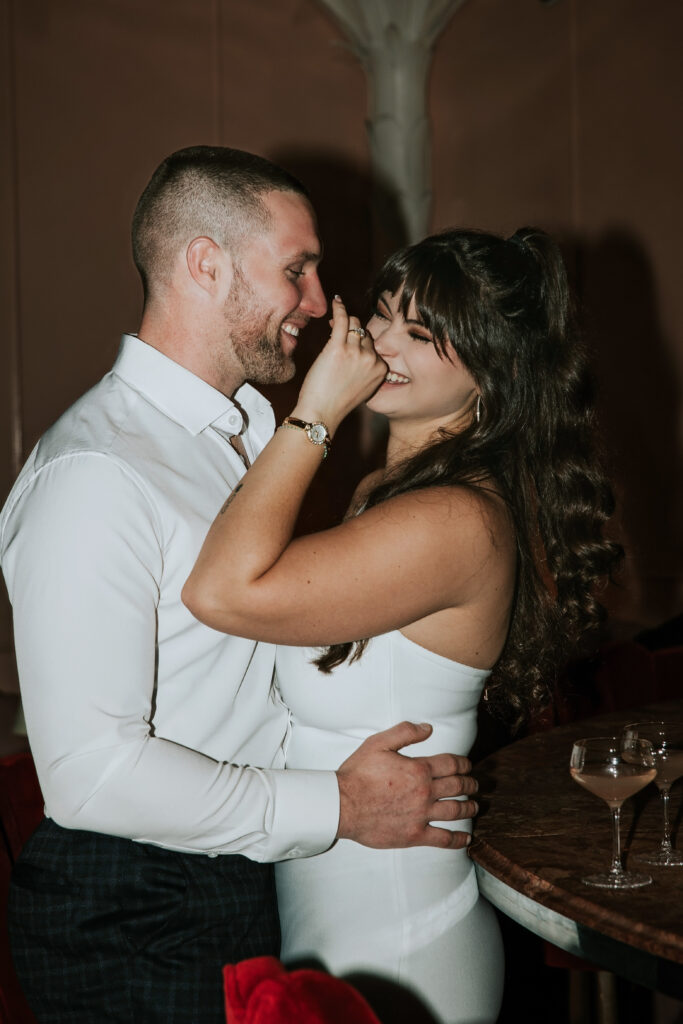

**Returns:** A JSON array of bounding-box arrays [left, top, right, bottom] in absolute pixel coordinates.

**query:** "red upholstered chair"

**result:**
[[0, 984, 14, 1024], [0, 752, 43, 1024], [224, 956, 381, 1024], [0, 753, 44, 861]]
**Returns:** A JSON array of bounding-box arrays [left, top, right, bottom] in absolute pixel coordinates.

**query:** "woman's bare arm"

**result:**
[[183, 299, 501, 644]]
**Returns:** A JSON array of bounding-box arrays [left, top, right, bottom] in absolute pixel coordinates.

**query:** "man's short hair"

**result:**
[[132, 146, 309, 301]]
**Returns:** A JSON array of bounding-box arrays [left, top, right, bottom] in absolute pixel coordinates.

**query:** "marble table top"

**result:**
[[469, 700, 683, 997]]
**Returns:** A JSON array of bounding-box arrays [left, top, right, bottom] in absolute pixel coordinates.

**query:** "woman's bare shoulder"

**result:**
[[358, 481, 515, 562]]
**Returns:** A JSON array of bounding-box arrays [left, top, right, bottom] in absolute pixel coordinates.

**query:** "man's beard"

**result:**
[[224, 270, 297, 386]]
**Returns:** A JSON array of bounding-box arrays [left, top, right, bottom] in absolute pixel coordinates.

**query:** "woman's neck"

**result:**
[[385, 432, 422, 471], [385, 410, 470, 470]]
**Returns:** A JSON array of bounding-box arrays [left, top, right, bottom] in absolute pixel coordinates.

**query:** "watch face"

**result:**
[[308, 423, 328, 445]]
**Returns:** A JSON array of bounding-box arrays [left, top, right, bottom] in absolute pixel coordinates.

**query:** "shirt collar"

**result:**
[[112, 334, 274, 437]]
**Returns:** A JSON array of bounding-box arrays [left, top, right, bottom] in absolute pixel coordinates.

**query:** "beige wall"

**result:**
[[1, 0, 682, 690]]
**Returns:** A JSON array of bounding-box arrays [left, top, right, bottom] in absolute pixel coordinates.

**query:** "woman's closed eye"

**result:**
[[409, 329, 434, 345]]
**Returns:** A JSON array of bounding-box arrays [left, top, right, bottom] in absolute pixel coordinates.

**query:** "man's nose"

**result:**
[[300, 272, 328, 319]]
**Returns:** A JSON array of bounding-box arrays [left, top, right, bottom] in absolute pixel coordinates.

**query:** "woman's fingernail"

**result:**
[[334, 294, 342, 302]]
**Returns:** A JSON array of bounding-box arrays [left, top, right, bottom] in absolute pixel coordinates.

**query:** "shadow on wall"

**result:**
[[260, 150, 408, 533], [575, 229, 682, 626]]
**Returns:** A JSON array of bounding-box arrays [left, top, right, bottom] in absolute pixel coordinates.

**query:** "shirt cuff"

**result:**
[[262, 768, 340, 862]]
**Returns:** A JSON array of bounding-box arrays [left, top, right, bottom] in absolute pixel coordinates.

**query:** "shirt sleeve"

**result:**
[[1, 452, 339, 861]]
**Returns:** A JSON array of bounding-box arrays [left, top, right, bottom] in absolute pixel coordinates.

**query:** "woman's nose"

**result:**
[[371, 326, 396, 359]]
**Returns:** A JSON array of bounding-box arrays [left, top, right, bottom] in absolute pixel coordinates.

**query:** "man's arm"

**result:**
[[1, 452, 339, 861], [2, 453, 476, 859]]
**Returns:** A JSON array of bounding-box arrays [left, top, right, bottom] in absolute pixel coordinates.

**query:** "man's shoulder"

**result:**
[[35, 366, 187, 471], [2, 373, 162, 525], [34, 372, 130, 466]]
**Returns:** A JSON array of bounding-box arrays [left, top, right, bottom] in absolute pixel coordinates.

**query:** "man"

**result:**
[[0, 147, 477, 1023]]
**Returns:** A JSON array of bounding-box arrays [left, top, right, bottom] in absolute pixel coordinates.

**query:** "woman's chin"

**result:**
[[366, 383, 406, 415], [365, 396, 390, 417]]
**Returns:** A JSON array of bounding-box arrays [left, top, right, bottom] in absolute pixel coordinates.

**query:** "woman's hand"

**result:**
[[292, 296, 387, 434]]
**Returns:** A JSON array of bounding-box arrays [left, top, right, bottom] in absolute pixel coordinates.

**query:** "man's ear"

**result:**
[[186, 237, 233, 294]]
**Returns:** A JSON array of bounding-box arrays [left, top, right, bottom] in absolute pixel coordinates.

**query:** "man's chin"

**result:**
[[250, 357, 296, 387]]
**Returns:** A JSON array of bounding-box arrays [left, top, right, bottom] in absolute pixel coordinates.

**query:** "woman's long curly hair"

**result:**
[[315, 227, 623, 725]]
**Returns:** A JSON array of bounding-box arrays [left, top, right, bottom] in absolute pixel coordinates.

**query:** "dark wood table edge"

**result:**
[[471, 839, 683, 998]]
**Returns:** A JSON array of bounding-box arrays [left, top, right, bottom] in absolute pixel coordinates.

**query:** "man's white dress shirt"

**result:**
[[0, 335, 339, 861]]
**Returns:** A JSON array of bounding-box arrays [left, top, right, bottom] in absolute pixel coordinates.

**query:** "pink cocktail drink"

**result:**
[[571, 764, 656, 808], [623, 721, 683, 867]]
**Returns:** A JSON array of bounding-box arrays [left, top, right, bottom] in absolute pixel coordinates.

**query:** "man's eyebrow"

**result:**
[[287, 246, 323, 264]]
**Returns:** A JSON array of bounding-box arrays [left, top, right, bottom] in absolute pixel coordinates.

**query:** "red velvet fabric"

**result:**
[[0, 984, 12, 1024], [0, 753, 43, 1024], [224, 956, 381, 1024], [0, 754, 44, 860]]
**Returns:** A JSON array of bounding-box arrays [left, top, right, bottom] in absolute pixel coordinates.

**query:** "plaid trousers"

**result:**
[[8, 818, 280, 1023]]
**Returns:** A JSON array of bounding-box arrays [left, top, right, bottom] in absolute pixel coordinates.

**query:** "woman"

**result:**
[[183, 227, 621, 1023]]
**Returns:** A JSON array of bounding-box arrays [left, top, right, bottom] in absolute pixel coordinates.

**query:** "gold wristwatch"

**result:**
[[281, 416, 331, 458]]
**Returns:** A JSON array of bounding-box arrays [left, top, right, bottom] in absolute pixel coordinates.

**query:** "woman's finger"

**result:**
[[346, 316, 366, 345], [329, 295, 350, 345], [359, 326, 375, 350], [350, 318, 375, 350]]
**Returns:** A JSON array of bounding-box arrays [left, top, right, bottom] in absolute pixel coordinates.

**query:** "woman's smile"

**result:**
[[382, 370, 411, 385]]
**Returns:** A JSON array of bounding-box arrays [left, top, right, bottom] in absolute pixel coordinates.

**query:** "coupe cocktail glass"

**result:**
[[622, 721, 683, 867], [570, 736, 656, 889]]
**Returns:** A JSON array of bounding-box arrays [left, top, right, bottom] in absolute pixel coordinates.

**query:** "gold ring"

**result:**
[[348, 327, 366, 338]]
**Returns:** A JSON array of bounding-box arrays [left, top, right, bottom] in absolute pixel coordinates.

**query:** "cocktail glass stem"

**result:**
[[660, 786, 674, 854], [609, 806, 624, 877]]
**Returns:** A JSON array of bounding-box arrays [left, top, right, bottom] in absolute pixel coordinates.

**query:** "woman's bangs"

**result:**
[[372, 243, 462, 360], [408, 271, 458, 360]]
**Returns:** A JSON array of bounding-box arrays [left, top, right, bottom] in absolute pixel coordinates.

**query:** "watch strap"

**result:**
[[281, 417, 331, 458]]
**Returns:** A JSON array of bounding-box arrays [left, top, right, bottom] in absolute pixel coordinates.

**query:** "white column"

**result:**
[[318, 0, 468, 244]]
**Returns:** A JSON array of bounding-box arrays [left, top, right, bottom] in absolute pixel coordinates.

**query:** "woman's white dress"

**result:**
[[275, 630, 504, 1024]]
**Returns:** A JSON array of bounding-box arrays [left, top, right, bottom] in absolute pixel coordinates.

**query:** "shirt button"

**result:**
[[207, 851, 218, 859], [286, 847, 302, 858], [228, 414, 240, 429]]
